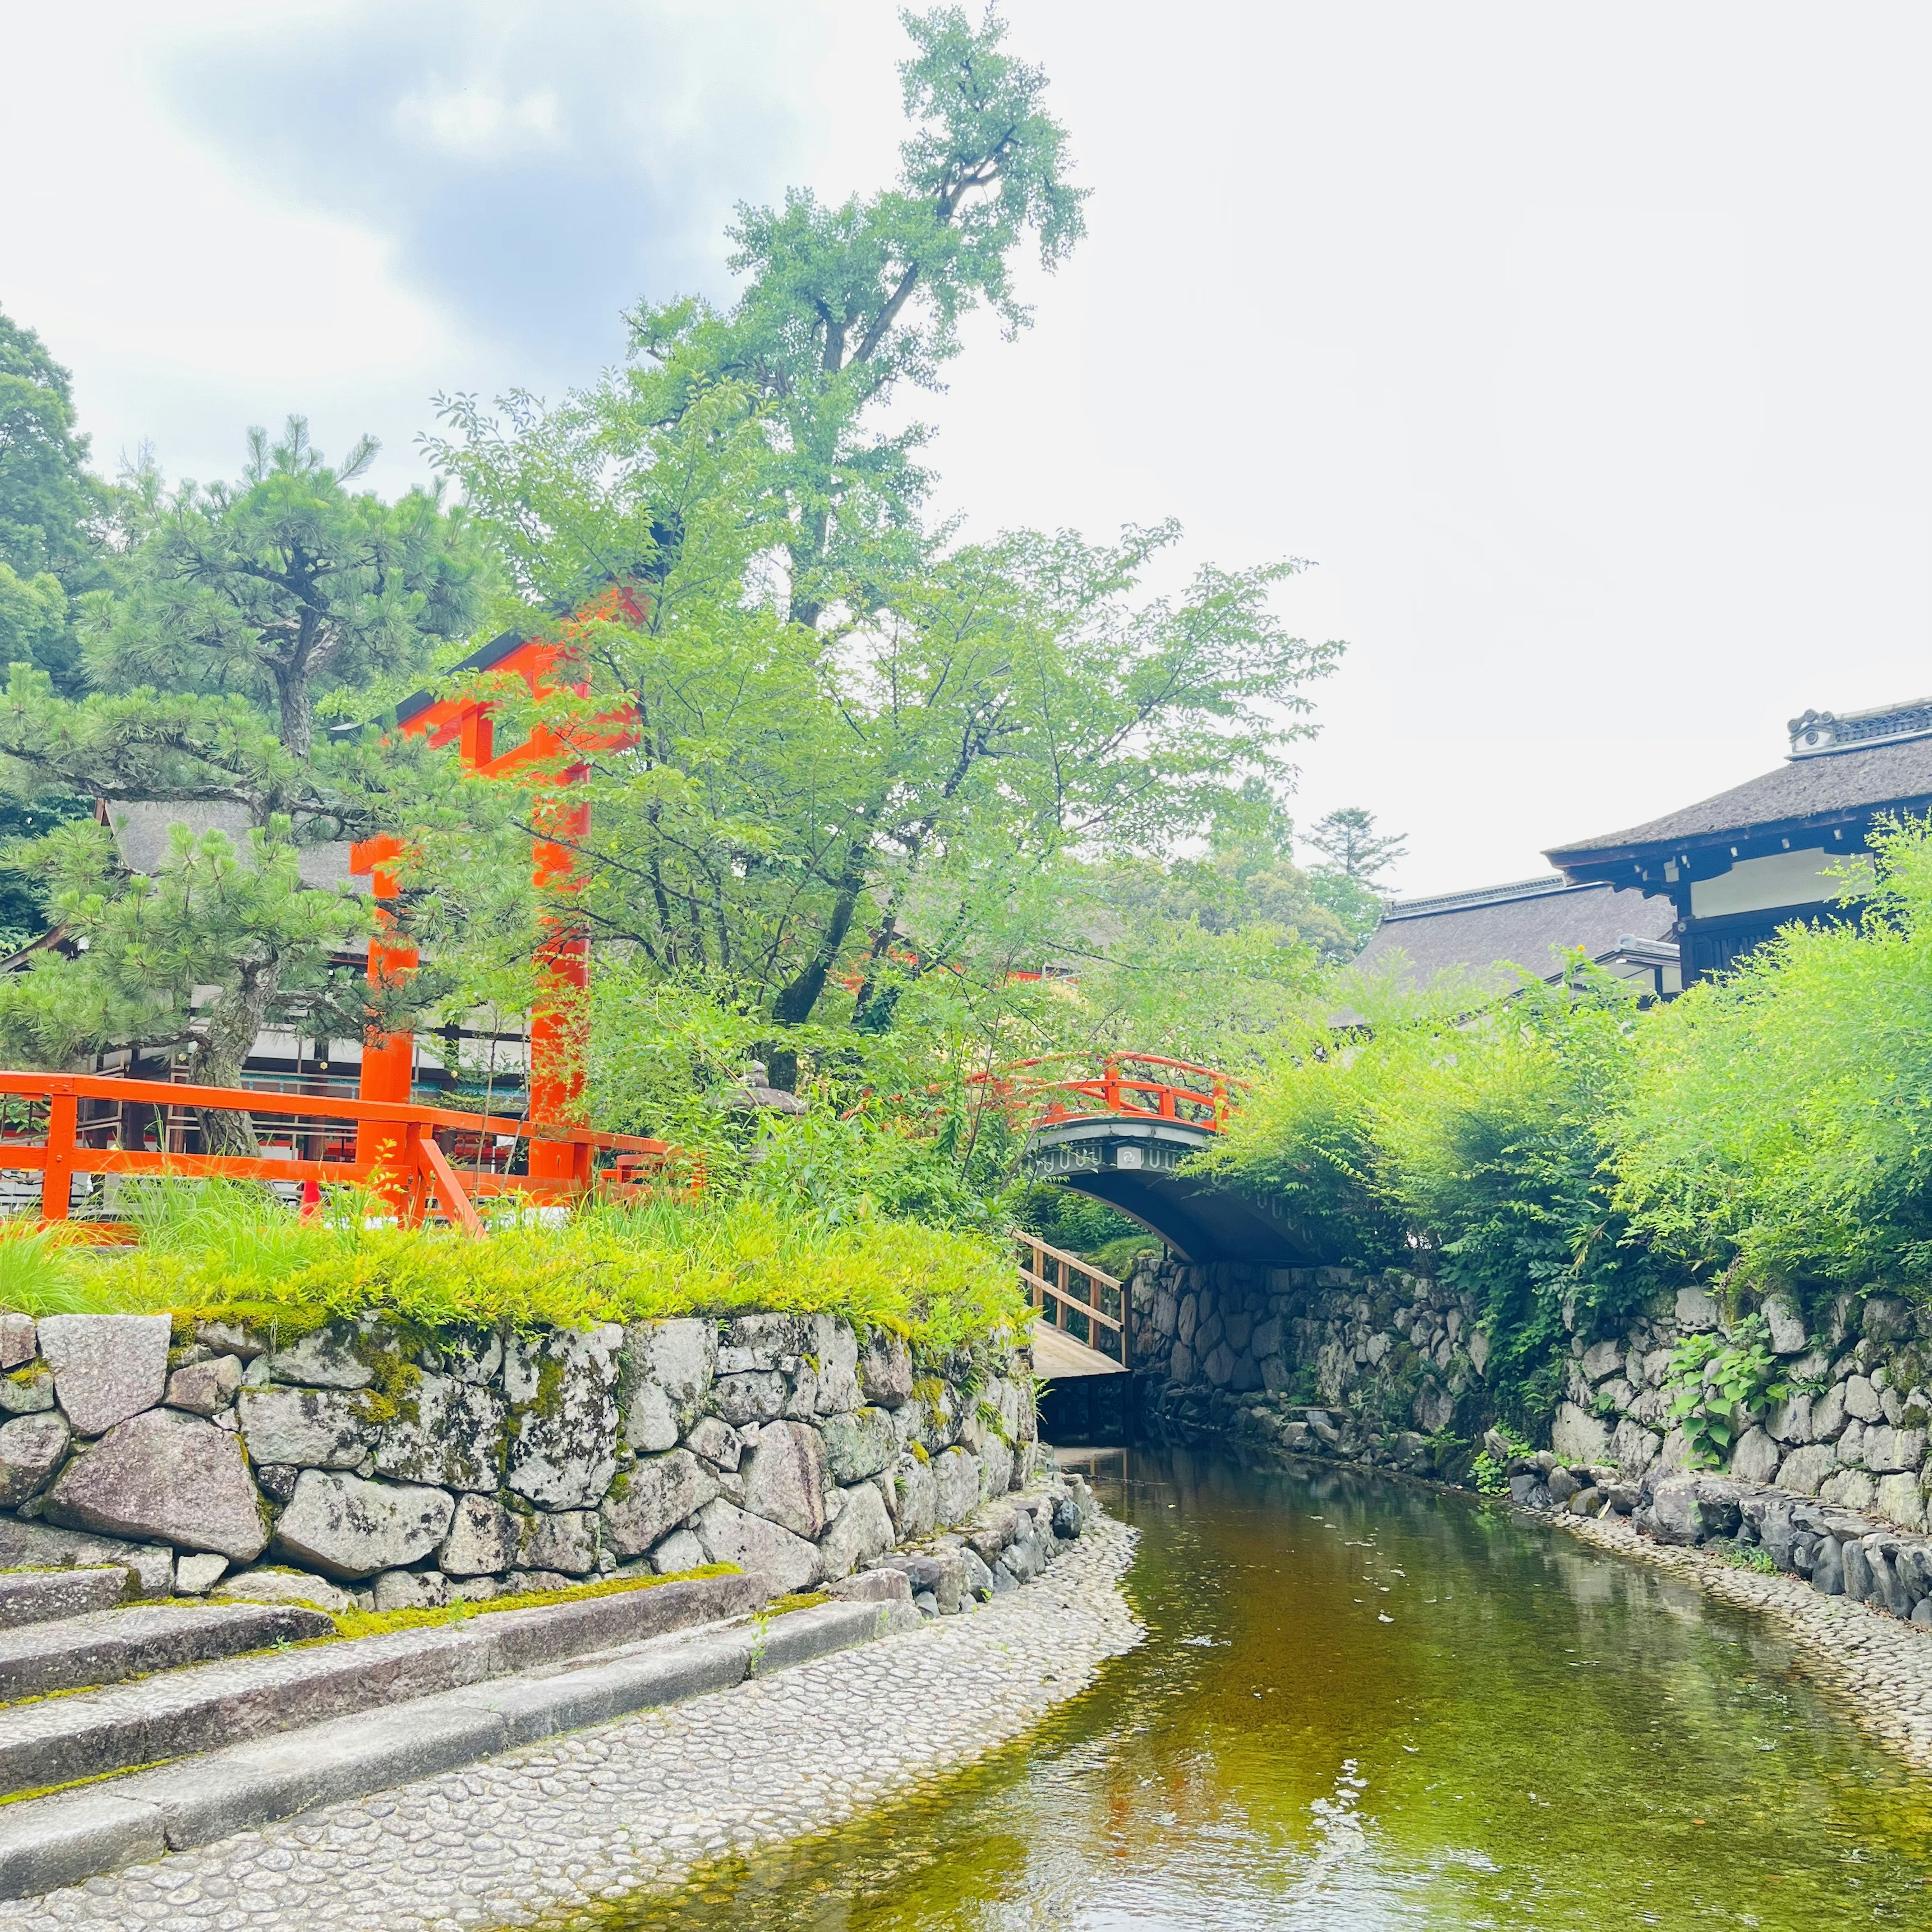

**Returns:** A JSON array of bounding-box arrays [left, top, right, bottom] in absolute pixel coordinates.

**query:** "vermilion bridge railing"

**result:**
[[974, 1053, 1241, 1133], [0, 1070, 693, 1237]]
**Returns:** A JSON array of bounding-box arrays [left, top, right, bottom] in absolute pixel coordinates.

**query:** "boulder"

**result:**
[[193, 1320, 268, 1361], [650, 1527, 709, 1575], [1674, 1287, 1722, 1332], [238, 1386, 372, 1470], [980, 1432, 1016, 1500], [685, 1416, 742, 1471], [0, 1411, 69, 1507], [620, 1319, 717, 1453], [819, 1407, 896, 1486], [1550, 1402, 1611, 1466], [691, 1498, 820, 1593], [1202, 1343, 1235, 1387], [516, 1509, 599, 1576], [600, 1448, 719, 1559], [1764, 1394, 1812, 1444], [825, 1568, 912, 1607], [813, 1321, 862, 1414], [375, 1374, 507, 1491], [714, 1372, 786, 1427], [1846, 1375, 1884, 1423], [212, 1566, 356, 1614], [439, 1493, 515, 1577], [1582, 1339, 1624, 1382], [858, 1331, 914, 1409], [1728, 1426, 1783, 1485], [1811, 1382, 1849, 1439], [36, 1313, 171, 1435], [504, 1325, 620, 1509], [166, 1355, 242, 1416], [740, 1420, 830, 1539], [44, 1406, 267, 1560], [933, 1446, 983, 1526], [1611, 1418, 1662, 1475], [1875, 1472, 1927, 1533], [267, 1326, 374, 1390], [271, 1471, 455, 1579], [892, 1452, 938, 1538], [816, 1482, 895, 1579], [0, 1369, 54, 1416], [1647, 1474, 1741, 1545]]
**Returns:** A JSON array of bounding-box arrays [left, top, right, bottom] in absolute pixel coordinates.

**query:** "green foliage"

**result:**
[[1613, 819, 1932, 1289], [51, 1178, 1024, 1354], [1663, 1314, 1787, 1469]]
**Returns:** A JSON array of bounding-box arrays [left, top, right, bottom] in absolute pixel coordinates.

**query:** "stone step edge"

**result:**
[[0, 1595, 918, 1902], [0, 1571, 130, 1636]]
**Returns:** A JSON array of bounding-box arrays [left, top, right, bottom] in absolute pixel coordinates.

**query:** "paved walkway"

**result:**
[[1, 1523, 1140, 1932]]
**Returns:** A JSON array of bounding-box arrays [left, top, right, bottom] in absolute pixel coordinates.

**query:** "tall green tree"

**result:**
[[624, 3, 1086, 629], [0, 307, 103, 694]]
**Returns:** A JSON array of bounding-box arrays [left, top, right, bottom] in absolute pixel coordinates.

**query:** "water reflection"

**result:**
[[581, 1443, 1932, 1930]]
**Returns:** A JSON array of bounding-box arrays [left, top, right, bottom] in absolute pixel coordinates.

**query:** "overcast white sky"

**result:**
[[6, 2, 1929, 897]]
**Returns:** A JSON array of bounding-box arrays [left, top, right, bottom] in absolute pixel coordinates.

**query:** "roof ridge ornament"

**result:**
[[1788, 698, 1932, 760]]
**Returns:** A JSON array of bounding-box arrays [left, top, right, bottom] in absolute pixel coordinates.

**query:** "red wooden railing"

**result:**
[[973, 1053, 1242, 1133], [0, 1070, 691, 1236]]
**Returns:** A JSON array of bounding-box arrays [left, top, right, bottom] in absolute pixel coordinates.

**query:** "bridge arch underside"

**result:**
[[1023, 1118, 1309, 1265]]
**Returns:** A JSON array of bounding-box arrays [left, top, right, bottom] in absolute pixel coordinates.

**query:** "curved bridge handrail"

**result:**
[[974, 1052, 1245, 1133], [1015, 1229, 1129, 1366]]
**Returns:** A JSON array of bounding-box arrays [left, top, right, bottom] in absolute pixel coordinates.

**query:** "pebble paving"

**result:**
[[0, 1522, 1141, 1932], [1561, 1507, 1932, 1768]]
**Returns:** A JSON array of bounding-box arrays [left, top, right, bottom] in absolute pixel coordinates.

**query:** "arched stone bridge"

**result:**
[[987, 1055, 1305, 1266]]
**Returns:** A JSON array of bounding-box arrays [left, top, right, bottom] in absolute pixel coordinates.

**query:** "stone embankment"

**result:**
[[0, 1308, 1039, 1606], [0, 1513, 1140, 1931], [1135, 1255, 1932, 1540]]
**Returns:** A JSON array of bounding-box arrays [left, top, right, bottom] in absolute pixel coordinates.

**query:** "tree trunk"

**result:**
[[275, 665, 314, 763], [191, 957, 281, 1156], [772, 870, 867, 1025]]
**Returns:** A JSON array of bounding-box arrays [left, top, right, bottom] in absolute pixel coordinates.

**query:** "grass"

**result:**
[[0, 1179, 1027, 1353]]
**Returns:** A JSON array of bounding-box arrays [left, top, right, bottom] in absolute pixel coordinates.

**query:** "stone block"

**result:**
[[1550, 1402, 1610, 1465], [1811, 1383, 1848, 1439], [1582, 1339, 1624, 1383], [505, 1326, 620, 1510], [650, 1527, 708, 1575], [857, 1331, 913, 1409], [740, 1420, 830, 1539], [813, 1321, 862, 1414], [1862, 1296, 1913, 1342], [44, 1407, 267, 1561], [1875, 1471, 1927, 1532], [818, 1406, 895, 1486], [1846, 1374, 1884, 1423], [1202, 1343, 1235, 1387], [1674, 1287, 1722, 1332], [980, 1432, 1015, 1498], [173, 1552, 229, 1595], [933, 1445, 982, 1526], [0, 1411, 69, 1507], [374, 1374, 506, 1491], [272, 1471, 455, 1579], [1176, 1294, 1198, 1347], [0, 1313, 35, 1369], [1863, 1425, 1926, 1475], [691, 1498, 820, 1593], [167, 1356, 242, 1416], [239, 1386, 372, 1470], [817, 1482, 894, 1579], [1761, 1294, 1808, 1355], [714, 1372, 786, 1427], [36, 1313, 171, 1435], [1169, 1343, 1195, 1386], [267, 1326, 374, 1391], [439, 1494, 515, 1577], [600, 1448, 719, 1559], [685, 1416, 742, 1470], [620, 1319, 717, 1453], [1728, 1425, 1783, 1484], [517, 1509, 599, 1576], [373, 1568, 449, 1612], [0, 1517, 173, 1597], [892, 1452, 937, 1538], [1764, 1394, 1812, 1444]]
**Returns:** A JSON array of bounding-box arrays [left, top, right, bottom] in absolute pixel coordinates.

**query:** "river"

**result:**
[[591, 1441, 1932, 1929]]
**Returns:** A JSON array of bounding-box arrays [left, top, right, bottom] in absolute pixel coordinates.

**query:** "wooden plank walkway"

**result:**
[[1031, 1319, 1128, 1379]]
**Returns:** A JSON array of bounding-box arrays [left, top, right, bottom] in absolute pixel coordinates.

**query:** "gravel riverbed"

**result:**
[[0, 1521, 1141, 1932], [1559, 1505, 1932, 1767]]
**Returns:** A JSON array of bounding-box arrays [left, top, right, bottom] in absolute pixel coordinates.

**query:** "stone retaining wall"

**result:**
[[1133, 1256, 1932, 1537], [0, 1308, 1040, 1609]]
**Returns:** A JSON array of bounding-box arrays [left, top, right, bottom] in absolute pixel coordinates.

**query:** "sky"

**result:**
[[6, 1, 1930, 898]]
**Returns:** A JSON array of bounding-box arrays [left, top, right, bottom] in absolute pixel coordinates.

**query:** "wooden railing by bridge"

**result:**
[[976, 1053, 1241, 1134], [0, 1070, 692, 1236], [1016, 1230, 1130, 1368]]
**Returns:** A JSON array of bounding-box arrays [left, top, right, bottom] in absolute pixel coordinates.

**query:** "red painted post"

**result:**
[[351, 834, 418, 1188], [39, 1089, 74, 1222]]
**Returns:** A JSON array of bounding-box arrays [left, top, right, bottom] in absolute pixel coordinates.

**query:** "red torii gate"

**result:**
[[350, 590, 641, 1186]]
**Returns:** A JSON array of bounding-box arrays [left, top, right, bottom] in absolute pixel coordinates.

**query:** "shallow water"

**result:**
[[588, 1442, 1932, 1929]]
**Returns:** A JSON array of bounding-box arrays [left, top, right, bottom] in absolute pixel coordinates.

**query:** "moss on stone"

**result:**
[[328, 1564, 742, 1641]]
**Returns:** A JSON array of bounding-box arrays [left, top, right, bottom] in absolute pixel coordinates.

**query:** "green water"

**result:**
[[590, 1443, 1932, 1929]]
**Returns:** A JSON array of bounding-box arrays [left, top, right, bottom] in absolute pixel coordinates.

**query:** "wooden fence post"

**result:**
[[39, 1089, 74, 1223]]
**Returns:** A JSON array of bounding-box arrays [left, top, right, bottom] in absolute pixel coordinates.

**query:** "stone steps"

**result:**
[[0, 1569, 762, 1800], [0, 1601, 334, 1702], [0, 1568, 128, 1633], [0, 1590, 918, 1901]]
